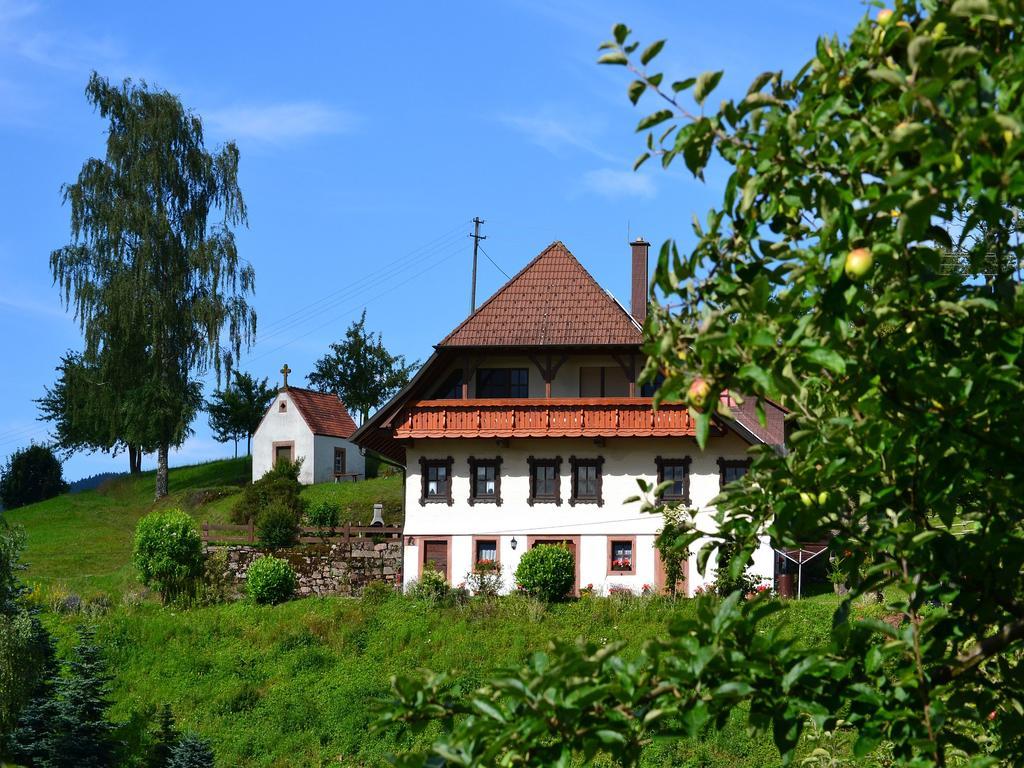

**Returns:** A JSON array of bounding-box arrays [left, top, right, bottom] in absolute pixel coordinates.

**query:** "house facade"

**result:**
[[251, 379, 366, 485], [352, 240, 785, 596]]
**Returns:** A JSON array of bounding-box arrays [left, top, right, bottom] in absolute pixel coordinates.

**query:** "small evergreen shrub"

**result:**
[[514, 544, 574, 603], [132, 509, 204, 603], [167, 733, 216, 768], [0, 445, 67, 510], [305, 499, 341, 529], [231, 459, 304, 525], [245, 556, 296, 605], [256, 500, 299, 548]]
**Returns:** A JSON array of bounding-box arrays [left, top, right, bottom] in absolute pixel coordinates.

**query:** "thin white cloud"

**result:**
[[497, 110, 618, 163], [204, 102, 357, 144], [0, 294, 72, 321], [580, 168, 656, 199]]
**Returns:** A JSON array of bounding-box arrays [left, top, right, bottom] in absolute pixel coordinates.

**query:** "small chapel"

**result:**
[[250, 364, 366, 485]]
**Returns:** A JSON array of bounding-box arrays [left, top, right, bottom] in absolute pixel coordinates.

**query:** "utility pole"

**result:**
[[470, 216, 486, 313]]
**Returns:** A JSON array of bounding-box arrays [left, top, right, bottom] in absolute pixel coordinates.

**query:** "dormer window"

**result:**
[[476, 368, 528, 398]]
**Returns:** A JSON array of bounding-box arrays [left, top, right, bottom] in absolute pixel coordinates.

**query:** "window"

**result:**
[[609, 538, 635, 574], [655, 456, 691, 503], [467, 457, 502, 505], [527, 456, 562, 505], [419, 456, 453, 505], [273, 442, 293, 465], [433, 369, 463, 399], [474, 538, 499, 570], [278, 399, 287, 412], [333, 447, 346, 476], [569, 456, 604, 506], [718, 458, 752, 487], [579, 366, 629, 397], [640, 372, 666, 398], [476, 367, 529, 398]]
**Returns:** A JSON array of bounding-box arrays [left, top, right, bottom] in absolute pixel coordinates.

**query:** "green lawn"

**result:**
[[43, 592, 871, 768], [5, 457, 402, 596]]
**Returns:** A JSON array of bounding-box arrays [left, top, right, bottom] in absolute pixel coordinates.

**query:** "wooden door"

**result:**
[[423, 540, 449, 580]]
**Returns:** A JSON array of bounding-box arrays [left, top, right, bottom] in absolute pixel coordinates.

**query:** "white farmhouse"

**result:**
[[251, 372, 365, 485], [352, 240, 788, 596]]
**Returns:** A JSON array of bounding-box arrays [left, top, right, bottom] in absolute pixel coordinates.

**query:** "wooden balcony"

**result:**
[[392, 398, 713, 439]]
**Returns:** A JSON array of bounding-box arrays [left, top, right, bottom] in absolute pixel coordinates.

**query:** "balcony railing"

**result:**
[[392, 398, 709, 439]]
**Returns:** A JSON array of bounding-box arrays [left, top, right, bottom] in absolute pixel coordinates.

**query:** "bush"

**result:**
[[256, 500, 299, 548], [465, 562, 502, 598], [361, 580, 394, 605], [132, 509, 204, 603], [245, 556, 296, 605], [514, 545, 574, 603], [193, 549, 234, 606], [713, 541, 760, 598], [0, 445, 67, 510], [408, 566, 450, 603], [231, 459, 303, 525], [305, 499, 341, 529]]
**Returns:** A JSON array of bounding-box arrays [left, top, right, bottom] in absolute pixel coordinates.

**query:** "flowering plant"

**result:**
[[610, 557, 632, 571], [474, 558, 498, 573]]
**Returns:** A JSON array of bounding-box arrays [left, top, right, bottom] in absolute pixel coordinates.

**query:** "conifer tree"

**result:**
[[11, 627, 117, 767], [206, 371, 275, 456], [166, 734, 215, 768]]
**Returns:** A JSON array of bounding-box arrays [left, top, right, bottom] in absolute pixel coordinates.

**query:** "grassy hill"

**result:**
[[4, 457, 403, 596], [5, 458, 876, 767]]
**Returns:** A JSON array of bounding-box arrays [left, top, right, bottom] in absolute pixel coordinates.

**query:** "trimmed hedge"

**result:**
[[514, 544, 575, 602]]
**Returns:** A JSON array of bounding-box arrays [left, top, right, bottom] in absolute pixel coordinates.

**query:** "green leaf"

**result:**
[[627, 79, 646, 105], [633, 152, 651, 171], [694, 70, 724, 105], [739, 363, 772, 393], [613, 23, 630, 44], [672, 77, 696, 92], [640, 40, 665, 66], [637, 110, 674, 131], [804, 348, 846, 375], [598, 51, 629, 66]]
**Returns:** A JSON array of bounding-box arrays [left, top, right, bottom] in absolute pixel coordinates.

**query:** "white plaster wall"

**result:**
[[310, 436, 366, 484], [251, 392, 315, 484], [402, 433, 774, 595]]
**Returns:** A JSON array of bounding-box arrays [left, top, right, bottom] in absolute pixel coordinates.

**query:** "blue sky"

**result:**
[[0, 0, 868, 481]]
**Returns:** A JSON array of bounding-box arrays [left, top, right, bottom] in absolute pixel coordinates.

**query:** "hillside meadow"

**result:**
[[5, 458, 878, 766]]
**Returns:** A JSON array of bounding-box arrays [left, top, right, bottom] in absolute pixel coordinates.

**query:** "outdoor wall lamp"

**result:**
[[406, 536, 415, 546], [510, 537, 518, 550]]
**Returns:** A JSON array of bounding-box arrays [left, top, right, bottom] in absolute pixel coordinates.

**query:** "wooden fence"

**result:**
[[201, 521, 404, 545]]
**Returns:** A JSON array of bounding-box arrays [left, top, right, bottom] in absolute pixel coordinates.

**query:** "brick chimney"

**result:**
[[630, 237, 649, 324]]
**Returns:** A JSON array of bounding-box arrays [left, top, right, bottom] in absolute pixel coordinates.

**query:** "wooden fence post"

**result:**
[[248, 519, 255, 545], [202, 521, 208, 543]]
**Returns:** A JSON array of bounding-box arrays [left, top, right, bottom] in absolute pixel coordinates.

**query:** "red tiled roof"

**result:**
[[437, 241, 643, 347], [286, 388, 358, 438]]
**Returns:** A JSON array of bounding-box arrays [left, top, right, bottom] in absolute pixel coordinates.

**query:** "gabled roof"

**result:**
[[437, 241, 643, 348], [283, 388, 358, 439]]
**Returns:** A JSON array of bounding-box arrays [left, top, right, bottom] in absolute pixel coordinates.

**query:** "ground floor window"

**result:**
[[273, 442, 293, 466], [333, 447, 346, 476], [474, 538, 498, 570], [608, 538, 636, 575]]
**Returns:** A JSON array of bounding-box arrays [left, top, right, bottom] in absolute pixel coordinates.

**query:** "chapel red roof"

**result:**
[[437, 241, 643, 347], [286, 388, 358, 438]]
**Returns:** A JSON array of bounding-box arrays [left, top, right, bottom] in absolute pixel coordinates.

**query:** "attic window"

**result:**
[[279, 400, 287, 412]]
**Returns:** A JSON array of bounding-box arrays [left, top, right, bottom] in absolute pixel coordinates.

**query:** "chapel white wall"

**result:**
[[251, 392, 316, 484]]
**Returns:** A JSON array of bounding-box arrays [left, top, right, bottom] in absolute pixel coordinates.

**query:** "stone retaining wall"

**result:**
[[208, 539, 403, 597]]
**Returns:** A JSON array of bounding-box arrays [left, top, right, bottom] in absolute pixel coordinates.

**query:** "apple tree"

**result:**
[[379, 1, 1024, 765]]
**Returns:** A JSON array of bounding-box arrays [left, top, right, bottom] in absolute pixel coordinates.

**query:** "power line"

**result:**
[[250, 230, 469, 348], [255, 221, 470, 338], [240, 242, 471, 366], [478, 244, 511, 280]]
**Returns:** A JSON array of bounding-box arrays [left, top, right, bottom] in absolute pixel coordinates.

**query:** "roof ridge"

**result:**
[[436, 240, 641, 348]]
